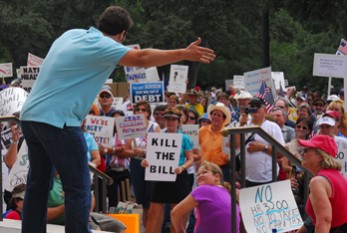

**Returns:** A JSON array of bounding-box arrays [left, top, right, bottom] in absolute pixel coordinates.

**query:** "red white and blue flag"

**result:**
[[256, 80, 275, 113], [336, 39, 347, 55]]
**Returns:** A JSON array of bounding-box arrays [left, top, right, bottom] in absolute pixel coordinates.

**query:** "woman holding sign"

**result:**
[[141, 107, 194, 233], [123, 100, 161, 228], [297, 135, 347, 233]]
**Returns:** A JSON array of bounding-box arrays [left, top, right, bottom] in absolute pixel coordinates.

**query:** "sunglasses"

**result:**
[[302, 148, 312, 153], [296, 125, 308, 130], [100, 94, 111, 99], [189, 116, 196, 120], [136, 108, 147, 112]]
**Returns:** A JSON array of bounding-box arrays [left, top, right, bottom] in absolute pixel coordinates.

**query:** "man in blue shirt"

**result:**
[[20, 6, 215, 233]]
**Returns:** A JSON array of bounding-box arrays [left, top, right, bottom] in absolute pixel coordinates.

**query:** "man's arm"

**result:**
[[118, 38, 215, 67]]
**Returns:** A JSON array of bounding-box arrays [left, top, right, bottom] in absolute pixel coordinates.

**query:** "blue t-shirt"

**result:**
[[179, 132, 193, 165], [84, 132, 99, 162], [20, 27, 130, 128]]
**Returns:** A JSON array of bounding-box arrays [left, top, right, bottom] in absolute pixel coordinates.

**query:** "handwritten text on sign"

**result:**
[[145, 133, 182, 182], [239, 180, 303, 233], [85, 115, 114, 147], [0, 87, 28, 116], [334, 136, 347, 178], [115, 114, 147, 140]]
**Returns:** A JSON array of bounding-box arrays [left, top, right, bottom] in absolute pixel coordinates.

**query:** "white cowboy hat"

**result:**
[[207, 102, 231, 126], [234, 90, 253, 100]]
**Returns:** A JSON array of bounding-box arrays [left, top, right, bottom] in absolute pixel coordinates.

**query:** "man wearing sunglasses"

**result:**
[[19, 5, 215, 233], [98, 86, 116, 117], [242, 98, 285, 187]]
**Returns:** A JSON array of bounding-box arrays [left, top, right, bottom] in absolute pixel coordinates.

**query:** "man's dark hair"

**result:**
[[97, 6, 133, 36]]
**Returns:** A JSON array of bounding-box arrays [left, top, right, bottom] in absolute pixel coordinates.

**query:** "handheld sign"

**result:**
[[239, 180, 303, 233], [334, 136, 347, 178], [124, 44, 146, 83], [115, 115, 147, 140], [244, 67, 276, 98], [130, 81, 164, 104], [233, 75, 245, 89], [85, 115, 115, 147], [145, 133, 182, 182], [4, 140, 29, 192], [0, 63, 13, 78], [180, 124, 199, 148], [0, 87, 28, 116], [20, 66, 40, 93], [168, 65, 189, 93], [145, 67, 160, 82], [27, 53, 44, 67]]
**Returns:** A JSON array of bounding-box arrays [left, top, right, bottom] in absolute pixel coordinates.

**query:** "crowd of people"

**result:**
[[1, 4, 347, 233]]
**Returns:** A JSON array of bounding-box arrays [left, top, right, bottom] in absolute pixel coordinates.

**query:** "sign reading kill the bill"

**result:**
[[239, 180, 303, 233], [145, 133, 182, 182], [85, 115, 115, 147], [20, 66, 40, 93]]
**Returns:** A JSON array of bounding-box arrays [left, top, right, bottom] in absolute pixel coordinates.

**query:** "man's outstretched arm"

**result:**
[[118, 37, 216, 67]]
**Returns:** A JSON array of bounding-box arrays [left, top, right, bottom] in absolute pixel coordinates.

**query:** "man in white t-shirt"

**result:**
[[244, 98, 285, 187]]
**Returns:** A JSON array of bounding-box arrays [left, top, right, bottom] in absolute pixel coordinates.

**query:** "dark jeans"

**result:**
[[21, 121, 92, 233]]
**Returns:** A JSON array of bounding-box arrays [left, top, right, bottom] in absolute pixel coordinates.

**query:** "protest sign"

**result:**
[[130, 81, 164, 104], [115, 114, 147, 140], [145, 133, 182, 182], [85, 115, 115, 147], [244, 67, 276, 98], [271, 72, 285, 90], [180, 124, 199, 148], [0, 63, 13, 78], [313, 53, 347, 78], [20, 66, 40, 93], [113, 97, 124, 110], [27, 53, 44, 67], [124, 44, 146, 83], [1, 128, 14, 150], [239, 180, 303, 233], [225, 79, 233, 91], [335, 136, 347, 178], [167, 65, 189, 93], [4, 140, 29, 192], [0, 87, 28, 116], [145, 67, 160, 82], [233, 75, 245, 89]]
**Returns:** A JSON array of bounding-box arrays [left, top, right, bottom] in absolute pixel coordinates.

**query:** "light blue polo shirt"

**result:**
[[20, 27, 130, 128]]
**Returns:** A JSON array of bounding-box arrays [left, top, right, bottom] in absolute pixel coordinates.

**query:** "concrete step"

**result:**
[[0, 219, 110, 233]]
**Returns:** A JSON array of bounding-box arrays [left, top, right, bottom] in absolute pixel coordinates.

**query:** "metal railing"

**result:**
[[89, 164, 113, 213], [228, 126, 311, 233], [0, 115, 113, 221]]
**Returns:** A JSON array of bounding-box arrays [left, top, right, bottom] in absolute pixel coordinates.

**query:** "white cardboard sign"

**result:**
[[239, 180, 303, 233], [145, 133, 182, 182], [313, 53, 347, 78]]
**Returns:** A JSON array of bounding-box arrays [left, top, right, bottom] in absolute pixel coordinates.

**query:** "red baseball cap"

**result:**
[[323, 110, 340, 122], [298, 135, 337, 158]]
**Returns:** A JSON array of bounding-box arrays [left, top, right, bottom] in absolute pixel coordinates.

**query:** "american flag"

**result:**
[[256, 80, 275, 113], [336, 39, 347, 55], [279, 85, 285, 98]]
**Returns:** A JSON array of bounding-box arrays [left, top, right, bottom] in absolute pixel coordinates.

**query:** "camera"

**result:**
[[244, 107, 258, 114]]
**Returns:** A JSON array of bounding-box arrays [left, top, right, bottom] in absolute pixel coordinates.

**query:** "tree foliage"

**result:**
[[1, 0, 347, 92]]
